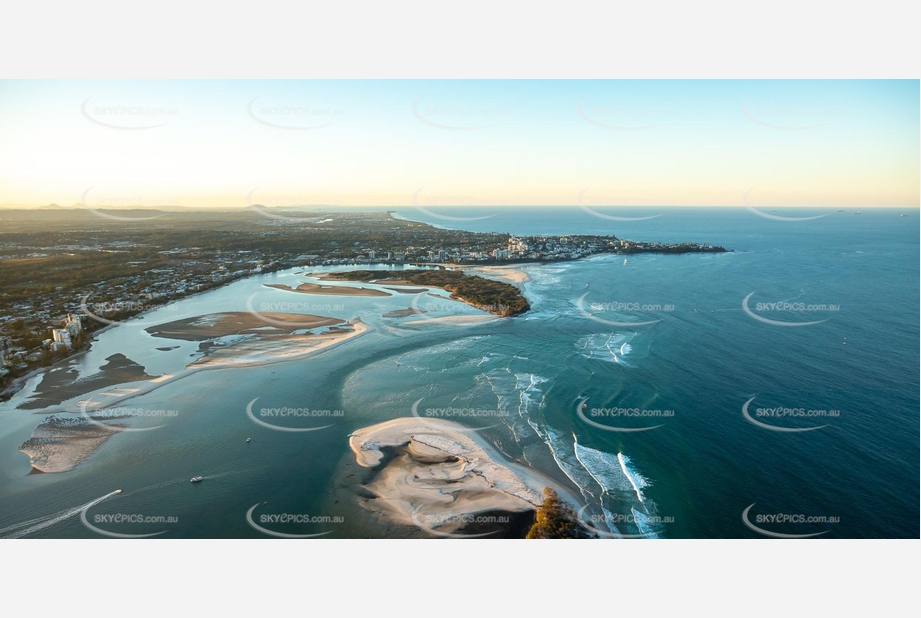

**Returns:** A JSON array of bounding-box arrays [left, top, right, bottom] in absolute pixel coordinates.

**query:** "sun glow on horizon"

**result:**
[[1, 80, 918, 209]]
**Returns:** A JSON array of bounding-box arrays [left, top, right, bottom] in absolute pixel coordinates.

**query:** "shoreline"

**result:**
[[348, 417, 584, 536], [9, 316, 371, 474]]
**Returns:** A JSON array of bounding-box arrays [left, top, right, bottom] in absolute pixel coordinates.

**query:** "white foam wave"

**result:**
[[618, 452, 650, 503], [2, 490, 121, 539]]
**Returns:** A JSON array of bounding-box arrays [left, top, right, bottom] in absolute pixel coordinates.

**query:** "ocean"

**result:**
[[0, 206, 917, 538]]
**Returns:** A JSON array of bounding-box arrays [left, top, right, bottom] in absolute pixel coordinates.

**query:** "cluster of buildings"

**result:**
[[314, 234, 635, 265], [49, 314, 83, 351], [0, 314, 82, 378]]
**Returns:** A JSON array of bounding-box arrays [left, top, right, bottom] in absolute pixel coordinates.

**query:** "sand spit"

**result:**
[[17, 353, 157, 411], [147, 311, 342, 340], [402, 315, 499, 326], [465, 265, 530, 285], [19, 416, 126, 474], [348, 417, 580, 536], [381, 308, 425, 318], [189, 319, 369, 369], [265, 282, 391, 297]]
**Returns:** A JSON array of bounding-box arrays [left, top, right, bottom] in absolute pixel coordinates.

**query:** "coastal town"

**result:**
[[0, 208, 727, 396]]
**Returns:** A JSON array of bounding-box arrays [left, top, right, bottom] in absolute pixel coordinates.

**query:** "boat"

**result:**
[[245, 438, 251, 442], [837, 209, 845, 212], [623, 258, 627, 266], [190, 476, 203, 483], [854, 211, 862, 214], [900, 214, 907, 217]]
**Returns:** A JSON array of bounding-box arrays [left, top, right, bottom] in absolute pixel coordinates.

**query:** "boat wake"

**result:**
[[1, 490, 121, 539]]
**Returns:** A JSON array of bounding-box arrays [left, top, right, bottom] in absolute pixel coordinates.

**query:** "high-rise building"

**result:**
[[52, 329, 72, 349], [64, 314, 82, 338]]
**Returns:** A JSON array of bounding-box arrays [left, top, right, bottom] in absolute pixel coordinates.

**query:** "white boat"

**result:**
[[245, 438, 251, 442], [190, 476, 203, 483]]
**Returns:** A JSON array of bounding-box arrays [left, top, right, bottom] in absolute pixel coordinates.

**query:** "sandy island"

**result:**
[[145, 311, 370, 369], [19, 416, 126, 474], [265, 282, 391, 297], [18, 353, 158, 411], [402, 315, 500, 326], [147, 311, 342, 340], [190, 319, 369, 369], [14, 311, 371, 474], [382, 307, 425, 318], [348, 417, 581, 536]]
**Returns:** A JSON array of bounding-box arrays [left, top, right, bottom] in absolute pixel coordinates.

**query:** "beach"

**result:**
[[465, 264, 531, 285], [10, 312, 371, 474], [348, 417, 582, 536], [19, 416, 126, 474], [190, 319, 369, 369], [146, 311, 344, 340], [265, 282, 391, 297]]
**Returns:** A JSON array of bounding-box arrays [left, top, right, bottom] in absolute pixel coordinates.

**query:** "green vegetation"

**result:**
[[326, 269, 530, 316], [526, 487, 590, 539]]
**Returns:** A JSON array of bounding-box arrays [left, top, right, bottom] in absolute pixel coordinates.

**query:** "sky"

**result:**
[[0, 80, 917, 209]]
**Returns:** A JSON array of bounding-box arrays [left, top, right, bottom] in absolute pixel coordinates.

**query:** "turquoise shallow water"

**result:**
[[0, 207, 917, 538]]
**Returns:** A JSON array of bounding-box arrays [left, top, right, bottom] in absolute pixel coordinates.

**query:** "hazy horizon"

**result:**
[[1, 80, 918, 210]]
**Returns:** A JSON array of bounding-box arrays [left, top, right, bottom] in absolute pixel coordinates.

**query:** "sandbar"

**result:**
[[19, 415, 126, 474], [348, 417, 581, 536], [146, 311, 342, 340], [265, 282, 391, 297]]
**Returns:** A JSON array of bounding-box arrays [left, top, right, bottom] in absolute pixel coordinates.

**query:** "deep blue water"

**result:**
[[0, 206, 917, 538]]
